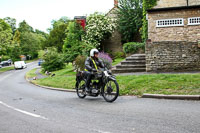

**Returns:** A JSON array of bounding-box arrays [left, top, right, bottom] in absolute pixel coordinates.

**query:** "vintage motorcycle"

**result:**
[[75, 69, 119, 102]]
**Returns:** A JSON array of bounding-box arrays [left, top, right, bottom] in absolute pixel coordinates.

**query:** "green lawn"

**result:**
[[32, 63, 76, 89], [117, 74, 200, 96], [29, 62, 200, 96], [112, 58, 125, 66], [0, 66, 14, 73]]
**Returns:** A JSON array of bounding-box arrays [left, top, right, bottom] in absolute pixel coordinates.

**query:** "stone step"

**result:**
[[121, 61, 146, 65], [126, 58, 146, 61], [112, 68, 146, 73], [116, 65, 146, 69], [131, 54, 146, 57]]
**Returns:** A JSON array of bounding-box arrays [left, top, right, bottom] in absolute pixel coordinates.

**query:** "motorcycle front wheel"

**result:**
[[76, 80, 86, 99], [102, 80, 119, 102]]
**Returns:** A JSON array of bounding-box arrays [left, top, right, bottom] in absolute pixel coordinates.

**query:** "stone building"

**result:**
[[146, 0, 200, 72], [101, 0, 123, 54]]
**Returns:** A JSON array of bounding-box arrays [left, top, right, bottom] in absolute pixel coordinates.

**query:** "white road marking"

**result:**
[[0, 73, 12, 82], [96, 130, 111, 133], [0, 101, 48, 120]]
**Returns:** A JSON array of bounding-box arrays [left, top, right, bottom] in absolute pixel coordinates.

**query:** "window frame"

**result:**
[[188, 17, 200, 25], [156, 18, 184, 28]]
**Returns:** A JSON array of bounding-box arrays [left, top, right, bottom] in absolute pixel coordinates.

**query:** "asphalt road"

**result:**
[[0, 62, 200, 133]]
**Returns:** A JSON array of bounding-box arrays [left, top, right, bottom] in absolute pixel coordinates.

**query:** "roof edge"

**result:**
[[147, 5, 200, 12]]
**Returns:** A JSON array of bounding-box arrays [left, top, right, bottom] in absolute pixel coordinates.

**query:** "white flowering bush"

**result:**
[[83, 12, 116, 47]]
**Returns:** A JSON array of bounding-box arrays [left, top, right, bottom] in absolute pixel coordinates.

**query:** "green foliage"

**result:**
[[1, 55, 11, 61], [117, 0, 143, 42], [41, 47, 65, 72], [83, 12, 116, 47], [1, 18, 46, 61], [0, 18, 13, 55], [44, 17, 70, 52], [20, 32, 42, 58], [113, 52, 125, 59], [18, 20, 34, 33], [73, 55, 87, 71], [44, 22, 68, 52], [142, 0, 157, 41], [38, 50, 45, 59], [63, 22, 84, 63], [123, 42, 145, 54], [3, 17, 16, 34], [17, 20, 45, 58]]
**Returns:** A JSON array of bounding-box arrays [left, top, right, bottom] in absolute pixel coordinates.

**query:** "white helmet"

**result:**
[[90, 48, 99, 57]]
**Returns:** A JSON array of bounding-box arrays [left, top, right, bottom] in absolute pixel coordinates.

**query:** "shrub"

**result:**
[[41, 47, 65, 72], [73, 55, 87, 71], [123, 42, 145, 54], [113, 52, 125, 59], [98, 52, 113, 70], [1, 55, 11, 61]]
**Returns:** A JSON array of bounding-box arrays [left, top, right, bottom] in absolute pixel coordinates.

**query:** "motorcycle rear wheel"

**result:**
[[102, 80, 119, 102], [76, 80, 86, 99]]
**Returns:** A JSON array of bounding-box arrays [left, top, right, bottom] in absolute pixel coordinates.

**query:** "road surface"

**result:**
[[0, 62, 200, 133]]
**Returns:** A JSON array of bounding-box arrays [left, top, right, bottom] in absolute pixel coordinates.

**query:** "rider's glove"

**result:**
[[92, 68, 97, 72]]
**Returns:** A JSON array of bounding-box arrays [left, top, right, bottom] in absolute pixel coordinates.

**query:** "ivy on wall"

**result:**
[[142, 0, 157, 41]]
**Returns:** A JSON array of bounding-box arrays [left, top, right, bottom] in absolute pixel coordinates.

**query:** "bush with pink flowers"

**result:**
[[98, 52, 113, 70]]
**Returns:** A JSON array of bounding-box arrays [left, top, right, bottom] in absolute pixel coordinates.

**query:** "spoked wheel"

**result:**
[[76, 80, 86, 99], [102, 80, 119, 102]]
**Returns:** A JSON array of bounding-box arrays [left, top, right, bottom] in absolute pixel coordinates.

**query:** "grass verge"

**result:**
[[26, 58, 38, 63], [31, 63, 76, 89], [26, 68, 37, 78], [28, 63, 200, 96], [0, 66, 14, 73]]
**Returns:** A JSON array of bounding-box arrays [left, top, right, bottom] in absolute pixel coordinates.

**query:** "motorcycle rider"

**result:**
[[84, 49, 105, 92]]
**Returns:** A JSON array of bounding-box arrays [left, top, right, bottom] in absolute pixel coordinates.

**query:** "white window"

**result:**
[[156, 18, 184, 27], [188, 17, 200, 25]]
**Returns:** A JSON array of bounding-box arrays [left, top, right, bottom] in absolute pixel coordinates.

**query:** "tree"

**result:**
[[0, 19, 13, 55], [17, 20, 46, 58], [83, 12, 116, 48], [117, 0, 143, 42], [10, 29, 21, 60], [18, 20, 34, 33], [44, 18, 69, 52], [20, 32, 42, 58], [63, 22, 84, 62], [3, 17, 16, 34]]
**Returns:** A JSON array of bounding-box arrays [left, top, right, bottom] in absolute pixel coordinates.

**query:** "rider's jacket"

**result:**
[[85, 57, 104, 72]]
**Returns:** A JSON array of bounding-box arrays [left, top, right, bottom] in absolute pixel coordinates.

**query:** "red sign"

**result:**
[[74, 16, 86, 30]]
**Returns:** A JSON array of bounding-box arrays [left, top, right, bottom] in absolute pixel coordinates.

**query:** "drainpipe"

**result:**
[[187, 0, 189, 6]]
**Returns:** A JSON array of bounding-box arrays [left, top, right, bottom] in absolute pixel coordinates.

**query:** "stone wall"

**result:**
[[148, 8, 200, 42], [101, 30, 123, 53], [154, 0, 187, 8], [190, 0, 200, 6], [154, 0, 200, 9], [146, 41, 200, 72], [101, 7, 123, 53]]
